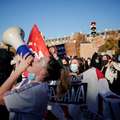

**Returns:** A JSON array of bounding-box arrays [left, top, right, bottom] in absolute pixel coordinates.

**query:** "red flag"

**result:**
[[28, 24, 50, 58]]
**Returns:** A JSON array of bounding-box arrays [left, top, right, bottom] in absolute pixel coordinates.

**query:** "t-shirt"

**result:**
[[4, 81, 49, 120]]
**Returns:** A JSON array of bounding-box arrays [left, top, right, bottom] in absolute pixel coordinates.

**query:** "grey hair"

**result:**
[[38, 57, 49, 68]]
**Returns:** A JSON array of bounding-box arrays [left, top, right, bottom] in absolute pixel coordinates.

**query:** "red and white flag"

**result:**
[[22, 24, 50, 78], [28, 24, 50, 59]]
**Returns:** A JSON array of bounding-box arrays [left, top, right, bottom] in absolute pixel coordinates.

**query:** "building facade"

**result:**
[[45, 29, 120, 59], [0, 29, 120, 59]]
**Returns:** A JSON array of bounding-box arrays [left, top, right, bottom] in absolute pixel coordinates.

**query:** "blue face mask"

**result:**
[[70, 64, 79, 73], [28, 73, 36, 81]]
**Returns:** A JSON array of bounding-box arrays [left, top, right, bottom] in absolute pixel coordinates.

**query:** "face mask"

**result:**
[[28, 73, 36, 81], [95, 59, 99, 63], [70, 64, 79, 73]]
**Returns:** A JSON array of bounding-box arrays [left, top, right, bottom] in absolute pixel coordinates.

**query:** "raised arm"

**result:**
[[0, 54, 33, 103]]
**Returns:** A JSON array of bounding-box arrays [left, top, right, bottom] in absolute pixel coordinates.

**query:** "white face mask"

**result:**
[[70, 64, 79, 73], [28, 73, 36, 81], [95, 59, 99, 63]]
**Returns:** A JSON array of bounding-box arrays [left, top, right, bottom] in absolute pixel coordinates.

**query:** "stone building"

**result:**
[[0, 42, 15, 54], [45, 29, 120, 59]]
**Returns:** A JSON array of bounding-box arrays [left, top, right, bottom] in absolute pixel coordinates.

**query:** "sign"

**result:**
[[49, 83, 87, 104]]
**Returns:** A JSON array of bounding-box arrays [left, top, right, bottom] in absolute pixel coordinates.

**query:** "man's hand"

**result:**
[[14, 53, 33, 74]]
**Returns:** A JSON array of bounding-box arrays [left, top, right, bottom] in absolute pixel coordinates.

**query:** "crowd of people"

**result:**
[[0, 45, 120, 120]]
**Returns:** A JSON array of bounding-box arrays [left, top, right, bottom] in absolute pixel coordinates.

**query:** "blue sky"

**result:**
[[0, 0, 120, 42]]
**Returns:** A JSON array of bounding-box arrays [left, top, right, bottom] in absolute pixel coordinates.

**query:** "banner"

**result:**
[[49, 83, 87, 104]]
